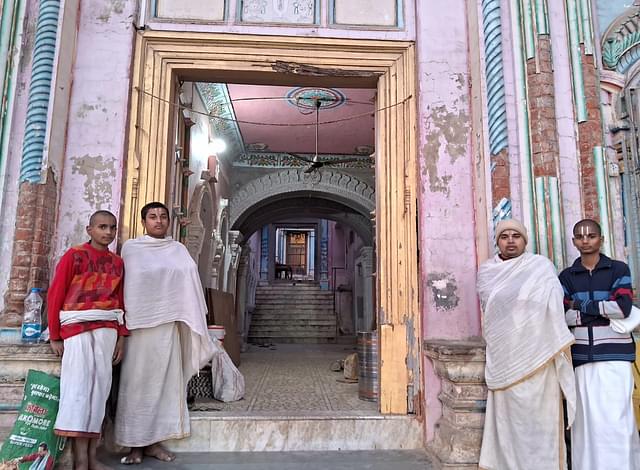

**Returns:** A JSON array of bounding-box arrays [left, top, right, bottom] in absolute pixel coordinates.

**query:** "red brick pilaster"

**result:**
[[578, 52, 603, 220], [1, 169, 57, 327], [491, 148, 510, 208], [527, 36, 560, 178]]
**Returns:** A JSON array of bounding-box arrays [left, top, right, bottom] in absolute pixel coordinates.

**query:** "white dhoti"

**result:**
[[54, 328, 117, 437], [114, 322, 190, 447], [480, 354, 572, 470], [572, 361, 640, 470]]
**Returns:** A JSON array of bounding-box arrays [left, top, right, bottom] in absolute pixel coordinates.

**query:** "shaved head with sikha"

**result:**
[[89, 210, 116, 226], [572, 218, 601, 237]]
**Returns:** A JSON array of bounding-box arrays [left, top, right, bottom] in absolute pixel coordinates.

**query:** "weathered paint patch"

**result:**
[[426, 272, 460, 310], [421, 79, 470, 194], [70, 155, 116, 207], [97, 0, 125, 22], [76, 103, 96, 118], [62, 217, 87, 249]]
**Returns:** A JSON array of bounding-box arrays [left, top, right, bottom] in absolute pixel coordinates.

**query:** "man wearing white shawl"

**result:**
[[114, 202, 215, 465], [477, 219, 576, 470]]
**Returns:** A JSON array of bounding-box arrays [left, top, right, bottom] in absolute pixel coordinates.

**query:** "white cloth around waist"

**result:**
[[59, 309, 124, 326]]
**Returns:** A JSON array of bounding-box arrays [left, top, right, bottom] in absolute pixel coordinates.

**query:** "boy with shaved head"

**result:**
[[559, 219, 640, 469], [47, 210, 129, 470]]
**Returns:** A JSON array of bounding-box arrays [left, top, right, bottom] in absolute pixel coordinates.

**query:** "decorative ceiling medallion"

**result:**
[[286, 87, 346, 109], [245, 142, 269, 151], [354, 145, 374, 155]]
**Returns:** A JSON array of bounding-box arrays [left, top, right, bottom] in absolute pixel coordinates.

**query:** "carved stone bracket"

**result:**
[[424, 339, 487, 469]]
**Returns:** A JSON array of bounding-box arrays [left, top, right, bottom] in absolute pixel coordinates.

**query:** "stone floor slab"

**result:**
[[100, 450, 433, 469]]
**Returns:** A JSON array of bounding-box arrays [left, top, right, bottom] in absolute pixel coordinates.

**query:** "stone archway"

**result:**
[[229, 168, 375, 231]]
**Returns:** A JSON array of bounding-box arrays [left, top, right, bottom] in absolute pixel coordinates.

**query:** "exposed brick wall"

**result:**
[[527, 36, 560, 178], [491, 148, 510, 207], [1, 169, 57, 327], [578, 51, 603, 220]]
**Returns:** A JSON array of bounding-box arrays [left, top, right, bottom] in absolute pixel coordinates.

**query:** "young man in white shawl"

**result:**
[[114, 202, 215, 465], [477, 219, 576, 470], [559, 219, 640, 470]]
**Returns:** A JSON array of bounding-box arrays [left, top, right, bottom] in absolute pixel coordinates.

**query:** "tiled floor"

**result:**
[[189, 343, 379, 415]]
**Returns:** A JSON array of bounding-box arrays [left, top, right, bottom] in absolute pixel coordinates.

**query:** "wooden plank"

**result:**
[[380, 323, 408, 414]]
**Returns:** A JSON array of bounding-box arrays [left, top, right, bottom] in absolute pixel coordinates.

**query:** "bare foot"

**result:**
[[120, 448, 143, 465], [144, 443, 176, 462], [89, 459, 113, 470]]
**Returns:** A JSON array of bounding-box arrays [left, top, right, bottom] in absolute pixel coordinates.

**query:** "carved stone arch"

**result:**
[[229, 169, 376, 231], [602, 6, 640, 75]]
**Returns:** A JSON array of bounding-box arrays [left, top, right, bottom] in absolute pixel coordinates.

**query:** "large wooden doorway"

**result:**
[[121, 32, 419, 415]]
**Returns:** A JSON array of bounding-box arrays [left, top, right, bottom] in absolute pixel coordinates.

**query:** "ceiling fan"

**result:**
[[287, 98, 372, 173]]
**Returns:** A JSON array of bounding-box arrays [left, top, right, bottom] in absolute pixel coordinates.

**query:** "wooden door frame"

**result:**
[[122, 31, 419, 414]]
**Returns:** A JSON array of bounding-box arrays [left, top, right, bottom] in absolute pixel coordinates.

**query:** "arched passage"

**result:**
[[229, 169, 375, 235]]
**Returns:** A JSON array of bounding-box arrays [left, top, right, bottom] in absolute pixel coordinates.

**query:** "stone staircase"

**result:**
[[248, 282, 337, 344]]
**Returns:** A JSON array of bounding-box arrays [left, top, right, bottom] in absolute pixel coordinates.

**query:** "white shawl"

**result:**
[[121, 235, 214, 375], [477, 253, 575, 390]]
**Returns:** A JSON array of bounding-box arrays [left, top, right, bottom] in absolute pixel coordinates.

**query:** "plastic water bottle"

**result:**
[[21, 288, 43, 344]]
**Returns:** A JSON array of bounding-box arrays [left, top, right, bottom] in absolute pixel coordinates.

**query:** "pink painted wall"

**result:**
[[53, 0, 137, 259], [416, 0, 482, 440]]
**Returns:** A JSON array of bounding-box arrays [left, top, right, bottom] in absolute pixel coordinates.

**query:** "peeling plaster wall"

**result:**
[[53, 0, 136, 259], [0, 0, 39, 311], [416, 0, 481, 441]]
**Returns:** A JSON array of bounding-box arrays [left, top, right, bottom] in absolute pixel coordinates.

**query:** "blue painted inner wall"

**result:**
[[597, 0, 634, 35]]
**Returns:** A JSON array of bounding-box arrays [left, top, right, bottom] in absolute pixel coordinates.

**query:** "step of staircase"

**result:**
[[250, 283, 338, 344], [161, 412, 424, 452]]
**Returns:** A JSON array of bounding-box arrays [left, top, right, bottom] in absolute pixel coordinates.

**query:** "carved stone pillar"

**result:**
[[319, 219, 329, 290], [235, 247, 250, 350], [259, 226, 269, 281], [354, 246, 375, 332], [424, 339, 487, 469]]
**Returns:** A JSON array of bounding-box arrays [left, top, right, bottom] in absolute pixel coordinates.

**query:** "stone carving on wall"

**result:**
[[185, 181, 214, 262], [156, 0, 225, 21], [211, 199, 229, 291], [226, 230, 243, 294], [236, 152, 373, 169], [333, 0, 396, 27], [603, 7, 640, 74], [195, 83, 243, 157], [241, 0, 315, 24], [229, 169, 375, 229]]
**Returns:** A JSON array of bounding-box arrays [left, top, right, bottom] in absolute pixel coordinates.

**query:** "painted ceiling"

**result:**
[[197, 83, 376, 158]]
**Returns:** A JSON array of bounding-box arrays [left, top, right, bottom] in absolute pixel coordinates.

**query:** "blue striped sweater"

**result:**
[[558, 254, 635, 368]]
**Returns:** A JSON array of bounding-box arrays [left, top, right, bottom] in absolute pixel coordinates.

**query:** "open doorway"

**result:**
[[122, 33, 419, 415], [172, 79, 378, 413]]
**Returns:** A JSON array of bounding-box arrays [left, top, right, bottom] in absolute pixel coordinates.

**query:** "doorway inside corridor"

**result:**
[[122, 32, 419, 416]]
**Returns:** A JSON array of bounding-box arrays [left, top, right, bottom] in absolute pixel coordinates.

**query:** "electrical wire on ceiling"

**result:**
[[134, 86, 412, 127]]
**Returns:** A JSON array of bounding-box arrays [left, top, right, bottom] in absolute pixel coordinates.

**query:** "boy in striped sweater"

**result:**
[[559, 218, 640, 470]]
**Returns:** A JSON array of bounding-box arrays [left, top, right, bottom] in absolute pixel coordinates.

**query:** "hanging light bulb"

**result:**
[[208, 138, 226, 154]]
